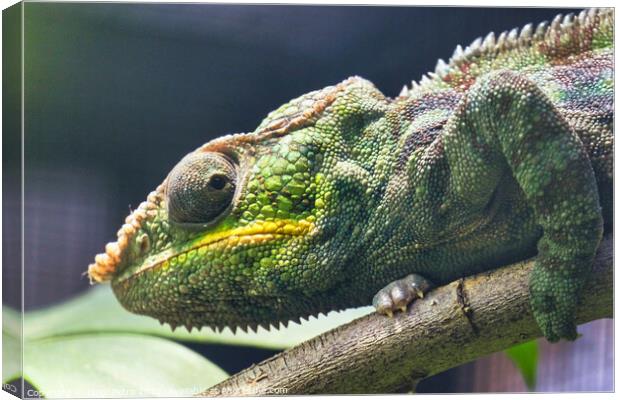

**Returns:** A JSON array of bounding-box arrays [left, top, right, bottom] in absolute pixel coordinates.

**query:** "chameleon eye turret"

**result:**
[[166, 152, 237, 225]]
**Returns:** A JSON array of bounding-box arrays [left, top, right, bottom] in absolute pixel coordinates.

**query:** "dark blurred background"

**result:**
[[3, 3, 612, 392]]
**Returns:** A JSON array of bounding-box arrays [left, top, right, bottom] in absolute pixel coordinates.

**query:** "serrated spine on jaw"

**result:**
[[87, 183, 166, 283], [398, 8, 612, 98]]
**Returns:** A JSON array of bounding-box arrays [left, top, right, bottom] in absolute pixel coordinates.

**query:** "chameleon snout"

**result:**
[[87, 183, 167, 283]]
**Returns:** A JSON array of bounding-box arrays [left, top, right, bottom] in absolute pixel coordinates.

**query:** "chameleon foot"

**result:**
[[529, 264, 581, 342], [372, 274, 434, 317]]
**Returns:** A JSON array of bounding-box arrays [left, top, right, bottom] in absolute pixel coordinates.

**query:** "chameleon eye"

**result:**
[[166, 152, 237, 225]]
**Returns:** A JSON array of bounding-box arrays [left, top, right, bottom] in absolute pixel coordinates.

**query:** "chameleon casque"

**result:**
[[89, 8, 613, 343]]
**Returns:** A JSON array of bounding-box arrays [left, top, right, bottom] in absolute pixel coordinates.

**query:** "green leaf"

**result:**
[[2, 331, 21, 384], [25, 286, 373, 349], [3, 306, 21, 338], [505, 339, 538, 390], [3, 306, 22, 383], [23, 334, 228, 397]]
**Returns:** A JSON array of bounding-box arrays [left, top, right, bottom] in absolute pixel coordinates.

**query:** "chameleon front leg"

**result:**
[[443, 70, 603, 342]]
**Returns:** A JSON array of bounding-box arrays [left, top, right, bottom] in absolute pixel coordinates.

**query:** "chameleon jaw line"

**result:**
[[127, 219, 316, 278]]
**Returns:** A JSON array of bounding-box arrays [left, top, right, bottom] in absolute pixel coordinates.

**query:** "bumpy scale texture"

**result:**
[[89, 8, 613, 341]]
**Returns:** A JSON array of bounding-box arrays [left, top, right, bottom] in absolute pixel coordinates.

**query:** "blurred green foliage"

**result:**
[[505, 339, 539, 390], [2, 287, 372, 396]]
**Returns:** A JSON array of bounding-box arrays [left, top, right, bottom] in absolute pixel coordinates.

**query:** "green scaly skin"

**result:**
[[89, 8, 613, 342]]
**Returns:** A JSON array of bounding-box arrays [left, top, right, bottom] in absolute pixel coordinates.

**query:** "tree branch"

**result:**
[[201, 235, 613, 395]]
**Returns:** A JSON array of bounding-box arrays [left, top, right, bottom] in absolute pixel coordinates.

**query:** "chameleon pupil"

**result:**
[[209, 175, 227, 190]]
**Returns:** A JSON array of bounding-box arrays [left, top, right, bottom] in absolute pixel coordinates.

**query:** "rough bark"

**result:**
[[201, 235, 613, 396]]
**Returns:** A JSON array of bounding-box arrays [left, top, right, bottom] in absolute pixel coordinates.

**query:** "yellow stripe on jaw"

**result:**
[[193, 219, 314, 247], [133, 218, 315, 276]]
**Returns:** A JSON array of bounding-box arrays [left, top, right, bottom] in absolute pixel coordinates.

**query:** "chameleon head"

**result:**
[[87, 77, 390, 331]]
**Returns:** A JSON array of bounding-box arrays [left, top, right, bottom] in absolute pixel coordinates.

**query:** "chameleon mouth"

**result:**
[[116, 218, 316, 281]]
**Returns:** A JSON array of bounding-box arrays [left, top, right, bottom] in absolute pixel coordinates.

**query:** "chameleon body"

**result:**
[[89, 9, 613, 342]]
